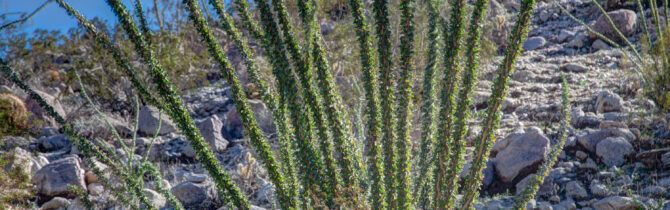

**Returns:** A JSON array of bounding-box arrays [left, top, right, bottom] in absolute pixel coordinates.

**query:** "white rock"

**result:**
[[33, 156, 86, 197], [495, 127, 551, 182]]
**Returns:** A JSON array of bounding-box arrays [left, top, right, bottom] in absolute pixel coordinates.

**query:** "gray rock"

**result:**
[[558, 30, 575, 43], [143, 189, 167, 209], [560, 63, 588, 73], [592, 196, 638, 210], [24, 90, 67, 131], [537, 201, 553, 210], [595, 90, 624, 113], [595, 137, 634, 167], [138, 106, 176, 136], [87, 183, 103, 196], [565, 181, 589, 200], [641, 185, 665, 197], [515, 173, 554, 196], [576, 151, 588, 160], [41, 197, 71, 210], [591, 39, 610, 51], [554, 198, 577, 210], [495, 127, 551, 182], [38, 134, 71, 152], [34, 156, 86, 197], [567, 34, 588, 48], [591, 9, 637, 43], [197, 115, 229, 152], [577, 127, 635, 152], [524, 36, 546, 50], [662, 152, 670, 167], [590, 180, 611, 198], [171, 181, 219, 208]]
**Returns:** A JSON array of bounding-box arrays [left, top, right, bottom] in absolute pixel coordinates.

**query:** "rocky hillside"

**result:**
[[1, 0, 669, 209]]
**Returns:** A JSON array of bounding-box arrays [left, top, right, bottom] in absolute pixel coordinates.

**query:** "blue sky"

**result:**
[[2, 0, 143, 34]]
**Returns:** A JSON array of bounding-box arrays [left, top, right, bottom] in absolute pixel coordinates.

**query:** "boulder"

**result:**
[[24, 90, 67, 130], [577, 127, 635, 152], [171, 181, 219, 209], [33, 156, 86, 197], [565, 181, 589, 200], [592, 196, 639, 210], [197, 115, 229, 152], [591, 9, 637, 43], [595, 90, 624, 113], [224, 99, 275, 139], [595, 137, 634, 167], [523, 36, 546, 50], [558, 30, 575, 43], [138, 106, 176, 136], [494, 127, 551, 182], [37, 134, 71, 152]]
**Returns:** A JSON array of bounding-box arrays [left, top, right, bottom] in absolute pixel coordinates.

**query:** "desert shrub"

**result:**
[[0, 151, 35, 209], [0, 93, 29, 136]]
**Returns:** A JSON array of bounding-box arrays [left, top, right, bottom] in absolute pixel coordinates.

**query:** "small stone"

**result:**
[[576, 151, 588, 160], [590, 180, 611, 198], [144, 189, 167, 208], [592, 196, 639, 210], [41, 197, 70, 210], [560, 63, 588, 73], [524, 36, 547, 50], [591, 39, 610, 51], [558, 30, 576, 43], [641, 185, 665, 197], [566, 181, 589, 200], [595, 90, 625, 114], [88, 183, 104, 196], [661, 152, 670, 167]]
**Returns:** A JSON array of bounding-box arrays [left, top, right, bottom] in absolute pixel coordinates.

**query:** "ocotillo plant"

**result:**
[[347, 0, 385, 207], [513, 74, 571, 209], [6, 0, 542, 208], [414, 0, 440, 208], [432, 0, 468, 207]]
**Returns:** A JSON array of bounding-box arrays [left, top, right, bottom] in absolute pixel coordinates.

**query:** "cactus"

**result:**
[[348, 0, 385, 208], [513, 74, 570, 209]]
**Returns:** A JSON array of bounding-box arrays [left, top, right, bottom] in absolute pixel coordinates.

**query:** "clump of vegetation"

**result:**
[[0, 93, 28, 136], [0, 151, 35, 209]]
